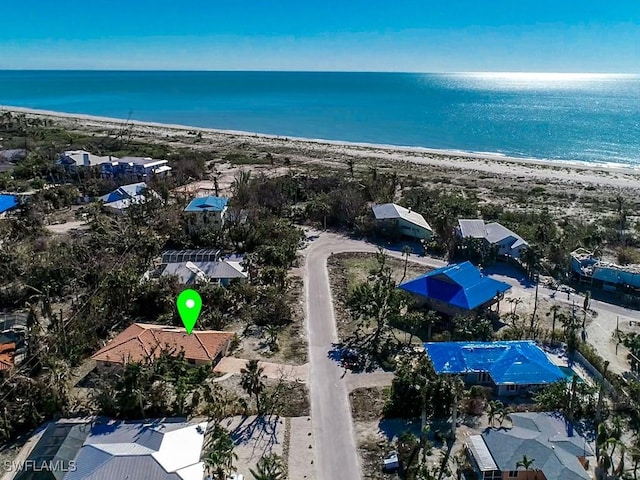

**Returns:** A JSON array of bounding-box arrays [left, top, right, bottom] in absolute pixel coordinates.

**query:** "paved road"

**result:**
[[303, 233, 365, 480]]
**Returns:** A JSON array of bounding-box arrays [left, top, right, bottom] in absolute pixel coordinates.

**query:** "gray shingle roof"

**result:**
[[480, 412, 592, 480], [68, 454, 183, 480]]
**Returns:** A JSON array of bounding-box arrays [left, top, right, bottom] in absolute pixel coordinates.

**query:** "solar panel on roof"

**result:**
[[162, 249, 221, 264]]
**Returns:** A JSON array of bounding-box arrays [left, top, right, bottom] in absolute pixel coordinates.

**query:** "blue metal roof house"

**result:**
[[0, 194, 18, 216], [424, 341, 566, 396], [398, 261, 511, 316], [184, 196, 228, 213], [184, 196, 229, 232], [100, 182, 158, 214]]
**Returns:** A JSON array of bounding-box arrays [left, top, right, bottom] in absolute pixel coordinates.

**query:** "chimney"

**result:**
[[83, 153, 90, 167]]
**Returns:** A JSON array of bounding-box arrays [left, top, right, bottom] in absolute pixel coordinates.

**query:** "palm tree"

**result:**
[[510, 298, 524, 316], [249, 453, 286, 480], [401, 245, 412, 283], [487, 400, 504, 428], [203, 425, 237, 480], [424, 311, 438, 342], [240, 359, 266, 414], [516, 455, 536, 477], [265, 325, 280, 351], [547, 304, 561, 343], [522, 245, 541, 280]]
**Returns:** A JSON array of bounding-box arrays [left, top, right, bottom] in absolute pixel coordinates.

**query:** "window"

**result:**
[[188, 358, 196, 365], [507, 384, 517, 391], [507, 471, 519, 478], [479, 372, 490, 383]]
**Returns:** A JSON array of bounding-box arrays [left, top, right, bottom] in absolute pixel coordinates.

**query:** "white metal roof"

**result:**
[[372, 203, 432, 231], [467, 435, 498, 472], [457, 219, 488, 238], [485, 222, 528, 248]]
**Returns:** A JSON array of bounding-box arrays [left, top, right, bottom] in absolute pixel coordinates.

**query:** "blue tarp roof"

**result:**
[[184, 196, 228, 212], [424, 341, 565, 385], [398, 261, 511, 310], [0, 194, 18, 214]]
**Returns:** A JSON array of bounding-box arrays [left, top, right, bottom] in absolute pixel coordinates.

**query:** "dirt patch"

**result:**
[[232, 274, 307, 365], [350, 386, 389, 421], [215, 374, 310, 417], [327, 252, 432, 342]]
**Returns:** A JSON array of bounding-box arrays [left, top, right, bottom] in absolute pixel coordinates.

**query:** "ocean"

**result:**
[[1, 70, 639, 166]]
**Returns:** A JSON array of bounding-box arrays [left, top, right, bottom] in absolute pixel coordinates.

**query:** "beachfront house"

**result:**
[[456, 219, 528, 260], [91, 323, 235, 369], [100, 182, 159, 214], [466, 412, 592, 480], [398, 261, 511, 316], [184, 196, 229, 232], [158, 249, 247, 286], [101, 156, 172, 180], [424, 341, 565, 396], [372, 203, 433, 241], [13, 418, 208, 480]]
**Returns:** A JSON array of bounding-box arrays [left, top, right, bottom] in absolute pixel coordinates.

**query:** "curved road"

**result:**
[[302, 231, 636, 479]]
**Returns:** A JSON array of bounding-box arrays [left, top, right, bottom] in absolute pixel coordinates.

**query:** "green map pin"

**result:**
[[177, 289, 202, 334]]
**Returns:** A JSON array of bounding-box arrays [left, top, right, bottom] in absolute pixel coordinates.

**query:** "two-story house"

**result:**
[[183, 196, 229, 232]]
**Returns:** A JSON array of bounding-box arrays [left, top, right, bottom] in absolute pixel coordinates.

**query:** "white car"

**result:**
[[227, 475, 245, 480]]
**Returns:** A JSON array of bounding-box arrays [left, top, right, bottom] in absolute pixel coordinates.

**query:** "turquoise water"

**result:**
[[559, 366, 583, 383], [1, 71, 639, 166]]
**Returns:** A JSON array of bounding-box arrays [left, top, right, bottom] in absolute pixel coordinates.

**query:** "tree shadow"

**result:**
[[482, 263, 534, 287], [228, 415, 282, 458]]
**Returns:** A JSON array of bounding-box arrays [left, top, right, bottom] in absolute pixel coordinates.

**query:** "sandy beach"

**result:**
[[4, 104, 640, 194]]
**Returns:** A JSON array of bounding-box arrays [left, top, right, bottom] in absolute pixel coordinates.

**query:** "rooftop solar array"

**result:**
[[162, 249, 221, 264]]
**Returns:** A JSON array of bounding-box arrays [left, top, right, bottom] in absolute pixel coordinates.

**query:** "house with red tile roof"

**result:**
[[0, 342, 15, 372], [91, 323, 235, 368]]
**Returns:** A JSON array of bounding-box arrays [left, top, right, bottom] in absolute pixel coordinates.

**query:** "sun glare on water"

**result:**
[[465, 72, 632, 81], [448, 71, 639, 91]]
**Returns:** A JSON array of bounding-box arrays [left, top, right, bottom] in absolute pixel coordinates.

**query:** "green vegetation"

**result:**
[[4, 110, 640, 478], [249, 453, 286, 480]]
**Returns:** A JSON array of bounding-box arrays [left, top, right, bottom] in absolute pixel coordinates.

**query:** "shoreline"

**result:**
[[0, 105, 640, 189]]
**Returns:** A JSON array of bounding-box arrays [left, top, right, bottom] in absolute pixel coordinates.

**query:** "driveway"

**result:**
[[213, 357, 309, 383]]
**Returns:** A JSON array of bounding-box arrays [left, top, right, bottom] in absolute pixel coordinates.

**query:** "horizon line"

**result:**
[[0, 68, 638, 75]]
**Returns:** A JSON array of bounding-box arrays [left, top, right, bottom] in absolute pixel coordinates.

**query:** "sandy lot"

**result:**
[[214, 357, 310, 383], [220, 415, 314, 480]]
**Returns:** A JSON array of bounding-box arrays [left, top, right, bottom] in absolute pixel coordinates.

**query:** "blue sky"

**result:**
[[2, 0, 639, 72]]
